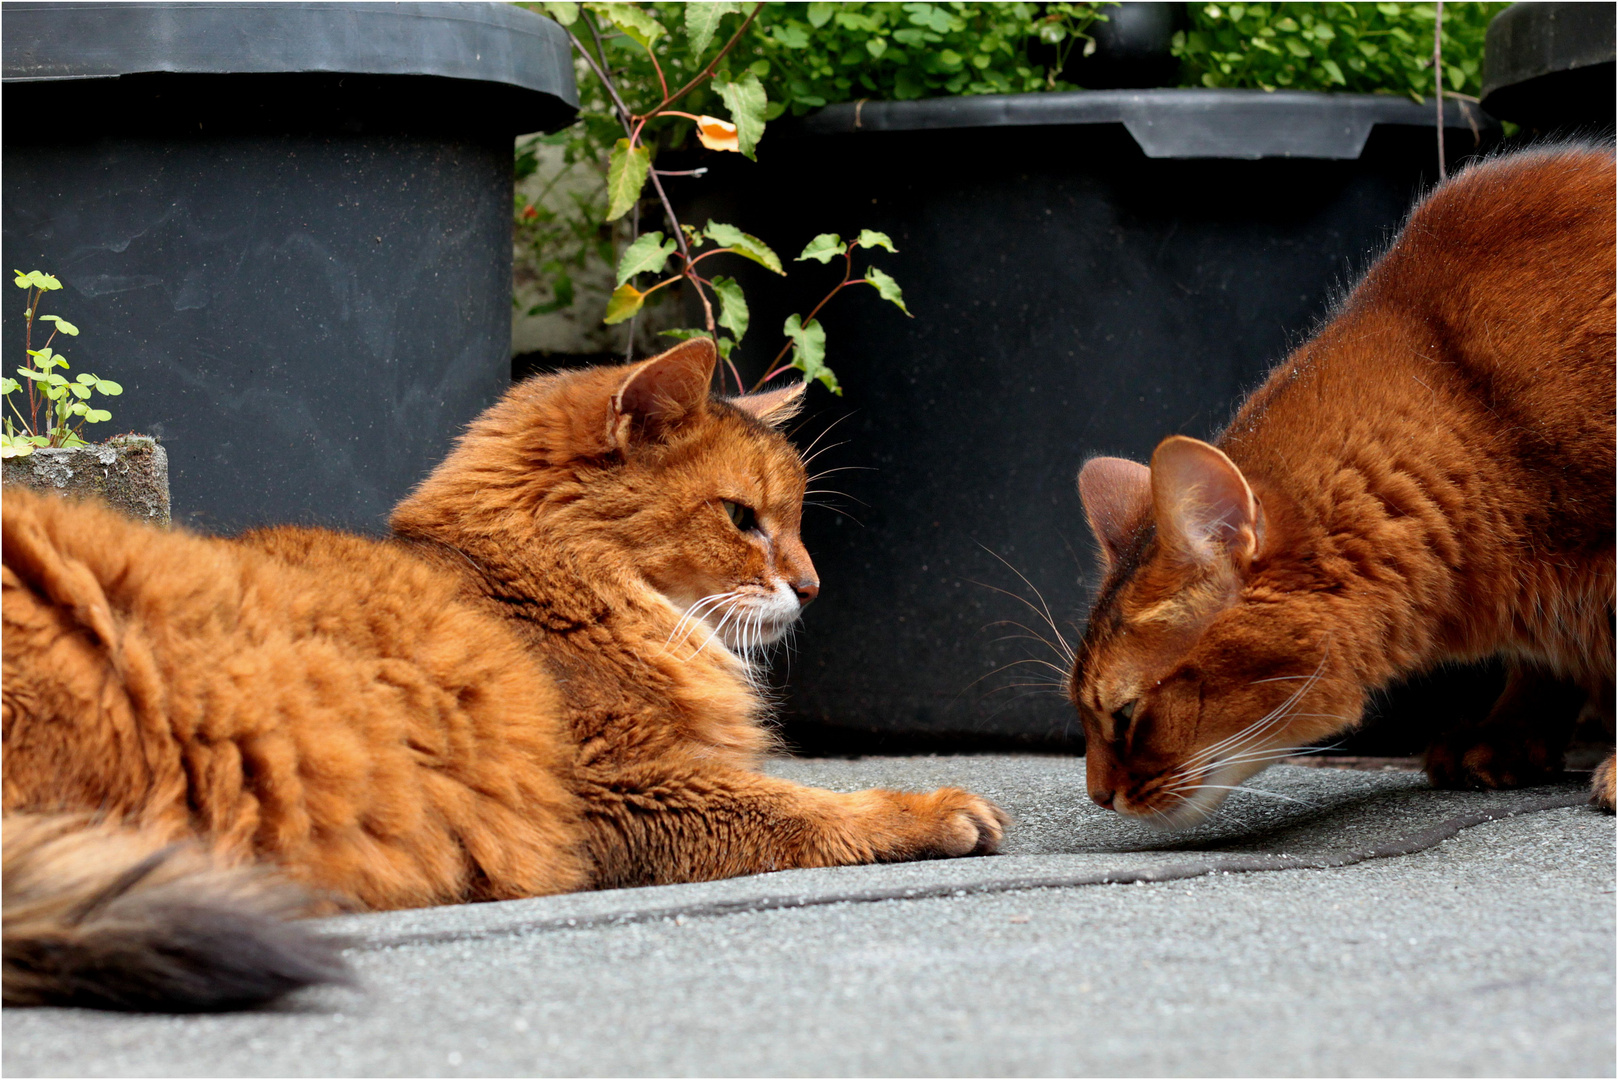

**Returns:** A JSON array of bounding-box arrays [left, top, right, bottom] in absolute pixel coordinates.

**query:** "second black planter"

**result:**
[[676, 89, 1498, 751], [2, 2, 576, 534]]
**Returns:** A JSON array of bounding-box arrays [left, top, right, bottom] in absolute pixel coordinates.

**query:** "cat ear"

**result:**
[[728, 381, 806, 429], [1077, 456, 1152, 569], [609, 337, 717, 448], [1148, 435, 1262, 568]]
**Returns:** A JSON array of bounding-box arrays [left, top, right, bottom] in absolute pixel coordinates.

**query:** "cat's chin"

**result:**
[[1120, 759, 1271, 832]]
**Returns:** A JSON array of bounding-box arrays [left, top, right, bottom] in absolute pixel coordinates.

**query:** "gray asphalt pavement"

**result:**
[[4, 756, 1613, 1077]]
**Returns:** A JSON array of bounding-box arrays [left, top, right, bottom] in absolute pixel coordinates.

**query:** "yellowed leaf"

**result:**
[[695, 116, 740, 153]]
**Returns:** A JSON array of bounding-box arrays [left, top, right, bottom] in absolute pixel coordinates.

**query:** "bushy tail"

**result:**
[[2, 815, 351, 1011]]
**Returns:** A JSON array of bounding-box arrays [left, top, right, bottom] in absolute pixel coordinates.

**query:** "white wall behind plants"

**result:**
[[511, 139, 683, 360]]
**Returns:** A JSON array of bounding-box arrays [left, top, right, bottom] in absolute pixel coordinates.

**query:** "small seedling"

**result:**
[[3, 271, 122, 459]]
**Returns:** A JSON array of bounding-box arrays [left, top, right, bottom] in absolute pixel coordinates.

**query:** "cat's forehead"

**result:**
[[663, 408, 806, 493]]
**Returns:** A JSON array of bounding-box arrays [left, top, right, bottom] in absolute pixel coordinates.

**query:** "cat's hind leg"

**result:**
[[1424, 661, 1583, 791], [576, 760, 1008, 889]]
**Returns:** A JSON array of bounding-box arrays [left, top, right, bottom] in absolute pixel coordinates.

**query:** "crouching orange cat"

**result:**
[[2, 338, 1006, 1010], [1070, 146, 1615, 828]]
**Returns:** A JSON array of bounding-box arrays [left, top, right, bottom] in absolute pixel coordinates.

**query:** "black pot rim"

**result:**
[[1481, 1, 1616, 101], [791, 87, 1497, 161], [2, 1, 576, 131]]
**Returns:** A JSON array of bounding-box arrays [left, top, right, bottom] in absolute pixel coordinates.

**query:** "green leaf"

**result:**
[[92, 378, 122, 396], [0, 377, 17, 395], [783, 313, 838, 394], [616, 231, 677, 286], [84, 408, 111, 423], [704, 221, 784, 274], [75, 372, 96, 384], [69, 383, 91, 399], [772, 22, 810, 48], [540, 1, 579, 26], [806, 2, 834, 28], [16, 367, 47, 382], [855, 229, 898, 253], [685, 1, 742, 58], [659, 328, 712, 342], [603, 283, 645, 325], [0, 439, 34, 458], [38, 315, 79, 335], [865, 266, 911, 316], [710, 275, 749, 343], [13, 270, 61, 291], [797, 233, 845, 264], [714, 73, 767, 160], [714, 335, 736, 360], [69, 401, 88, 415], [586, 2, 665, 48], [605, 139, 652, 222]]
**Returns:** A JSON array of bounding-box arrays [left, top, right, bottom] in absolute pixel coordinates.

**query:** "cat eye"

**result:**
[[722, 500, 758, 534], [1111, 699, 1137, 734]]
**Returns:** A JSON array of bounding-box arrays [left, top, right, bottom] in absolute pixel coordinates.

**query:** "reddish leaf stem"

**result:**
[[752, 246, 867, 392]]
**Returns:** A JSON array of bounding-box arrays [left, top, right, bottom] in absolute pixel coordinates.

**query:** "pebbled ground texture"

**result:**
[[3, 757, 1613, 1077]]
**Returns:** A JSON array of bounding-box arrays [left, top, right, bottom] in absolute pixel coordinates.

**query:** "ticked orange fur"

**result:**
[[2, 339, 1005, 1008], [1071, 146, 1616, 826]]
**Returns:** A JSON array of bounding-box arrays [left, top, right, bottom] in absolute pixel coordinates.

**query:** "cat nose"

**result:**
[[793, 578, 819, 607], [1090, 789, 1115, 810]]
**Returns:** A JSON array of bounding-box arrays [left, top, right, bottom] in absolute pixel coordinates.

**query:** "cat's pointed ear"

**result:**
[[728, 381, 806, 429], [609, 337, 716, 449], [1149, 435, 1262, 569], [1077, 456, 1152, 569]]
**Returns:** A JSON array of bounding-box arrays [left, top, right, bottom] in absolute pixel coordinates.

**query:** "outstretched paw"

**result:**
[[897, 787, 1011, 858]]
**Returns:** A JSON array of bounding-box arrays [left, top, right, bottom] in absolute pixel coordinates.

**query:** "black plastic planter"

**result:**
[[2, 2, 576, 533], [1481, 2, 1616, 134], [675, 89, 1498, 752]]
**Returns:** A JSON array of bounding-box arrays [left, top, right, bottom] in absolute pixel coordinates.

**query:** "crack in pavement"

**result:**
[[337, 790, 1591, 954]]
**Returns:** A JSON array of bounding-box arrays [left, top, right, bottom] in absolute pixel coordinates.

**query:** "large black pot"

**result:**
[[2, 2, 576, 533], [674, 89, 1498, 752]]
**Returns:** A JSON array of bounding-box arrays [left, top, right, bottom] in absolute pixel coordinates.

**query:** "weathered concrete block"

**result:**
[[2, 434, 170, 527]]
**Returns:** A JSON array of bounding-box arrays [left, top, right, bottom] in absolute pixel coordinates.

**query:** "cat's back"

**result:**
[[1229, 146, 1614, 470], [1356, 145, 1614, 393], [2, 486, 585, 907]]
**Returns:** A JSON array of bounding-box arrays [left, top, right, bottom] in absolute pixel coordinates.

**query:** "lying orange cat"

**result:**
[[1071, 146, 1615, 827], [2, 338, 1006, 1010]]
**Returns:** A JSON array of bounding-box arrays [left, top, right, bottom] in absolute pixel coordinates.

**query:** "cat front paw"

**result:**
[[899, 787, 1011, 858]]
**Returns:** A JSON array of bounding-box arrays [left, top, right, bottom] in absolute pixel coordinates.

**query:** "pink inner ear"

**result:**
[[1149, 436, 1257, 561], [729, 382, 806, 428], [1078, 457, 1153, 567], [614, 338, 717, 431]]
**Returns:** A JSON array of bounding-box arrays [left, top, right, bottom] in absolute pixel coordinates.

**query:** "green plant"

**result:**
[[1172, 2, 1507, 99], [537, 1, 915, 395], [633, 2, 1113, 113], [513, 2, 1113, 342], [2, 271, 122, 459]]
